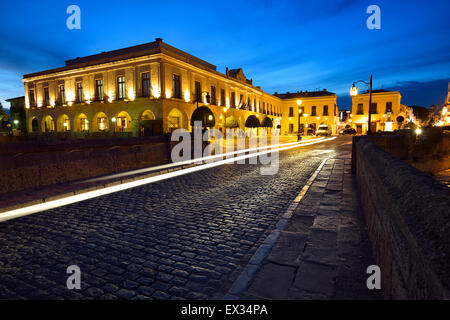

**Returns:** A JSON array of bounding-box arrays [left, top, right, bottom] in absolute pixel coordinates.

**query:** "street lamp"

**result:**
[[303, 113, 308, 134], [297, 99, 303, 135], [223, 106, 230, 141], [196, 91, 211, 109], [350, 74, 373, 135]]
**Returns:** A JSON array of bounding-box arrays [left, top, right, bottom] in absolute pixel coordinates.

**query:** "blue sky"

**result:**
[[0, 0, 449, 110]]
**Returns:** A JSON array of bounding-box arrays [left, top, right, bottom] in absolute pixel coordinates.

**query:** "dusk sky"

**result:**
[[0, 0, 449, 110]]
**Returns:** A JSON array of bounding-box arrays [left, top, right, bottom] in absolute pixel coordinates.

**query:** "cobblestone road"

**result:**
[[0, 137, 353, 300]]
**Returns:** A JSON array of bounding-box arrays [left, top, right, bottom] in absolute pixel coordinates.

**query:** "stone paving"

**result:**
[[237, 152, 381, 300], [0, 138, 343, 300]]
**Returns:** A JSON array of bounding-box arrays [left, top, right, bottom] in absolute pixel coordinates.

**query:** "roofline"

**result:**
[[355, 90, 401, 96], [23, 39, 216, 79], [22, 50, 280, 100], [274, 93, 337, 100], [5, 96, 25, 102]]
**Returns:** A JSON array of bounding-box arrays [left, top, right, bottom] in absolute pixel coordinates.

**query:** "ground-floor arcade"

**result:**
[[26, 98, 284, 138]]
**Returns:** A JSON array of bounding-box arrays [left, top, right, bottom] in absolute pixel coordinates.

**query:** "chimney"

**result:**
[[226, 67, 229, 76], [155, 38, 163, 42]]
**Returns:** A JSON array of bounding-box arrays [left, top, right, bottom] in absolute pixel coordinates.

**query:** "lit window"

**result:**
[[29, 89, 35, 107], [95, 80, 104, 101], [211, 86, 216, 105], [117, 117, 127, 129], [43, 87, 49, 106], [76, 82, 83, 102], [142, 73, 151, 97], [80, 118, 89, 131], [173, 75, 181, 99], [97, 117, 108, 131], [59, 84, 66, 105], [386, 102, 392, 113], [220, 89, 225, 106], [117, 76, 126, 99]]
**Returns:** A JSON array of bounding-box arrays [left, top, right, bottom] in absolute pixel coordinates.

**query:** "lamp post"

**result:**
[[350, 74, 373, 135], [196, 90, 211, 109], [223, 106, 228, 137], [303, 113, 308, 135], [297, 99, 303, 135]]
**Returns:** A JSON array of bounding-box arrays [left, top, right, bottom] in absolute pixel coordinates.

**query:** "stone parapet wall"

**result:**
[[352, 137, 449, 299], [0, 138, 171, 194]]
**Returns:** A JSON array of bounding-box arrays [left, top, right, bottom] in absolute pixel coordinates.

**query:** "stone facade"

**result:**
[[22, 38, 339, 137]]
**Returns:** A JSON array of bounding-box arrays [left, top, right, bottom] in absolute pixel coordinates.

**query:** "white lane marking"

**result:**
[[0, 137, 336, 223], [80, 137, 326, 183]]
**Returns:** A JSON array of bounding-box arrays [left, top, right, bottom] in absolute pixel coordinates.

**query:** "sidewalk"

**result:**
[[232, 153, 381, 300]]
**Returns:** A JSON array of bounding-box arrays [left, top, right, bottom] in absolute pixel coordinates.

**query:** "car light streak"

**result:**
[[0, 137, 335, 222]]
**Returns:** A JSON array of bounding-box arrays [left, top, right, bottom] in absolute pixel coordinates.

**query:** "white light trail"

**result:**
[[0, 137, 336, 223], [81, 137, 326, 183]]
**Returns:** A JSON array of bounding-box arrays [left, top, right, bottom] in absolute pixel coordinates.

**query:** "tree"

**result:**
[[245, 115, 260, 128], [0, 102, 10, 129], [396, 115, 405, 129], [411, 106, 430, 124], [404, 121, 417, 130], [261, 117, 273, 128], [190, 106, 215, 129], [225, 117, 239, 128]]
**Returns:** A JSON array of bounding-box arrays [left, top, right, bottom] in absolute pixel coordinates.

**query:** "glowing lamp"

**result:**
[[350, 84, 358, 96]]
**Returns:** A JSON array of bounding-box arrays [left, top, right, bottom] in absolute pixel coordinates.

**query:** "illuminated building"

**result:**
[[351, 90, 407, 134], [23, 38, 338, 137]]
